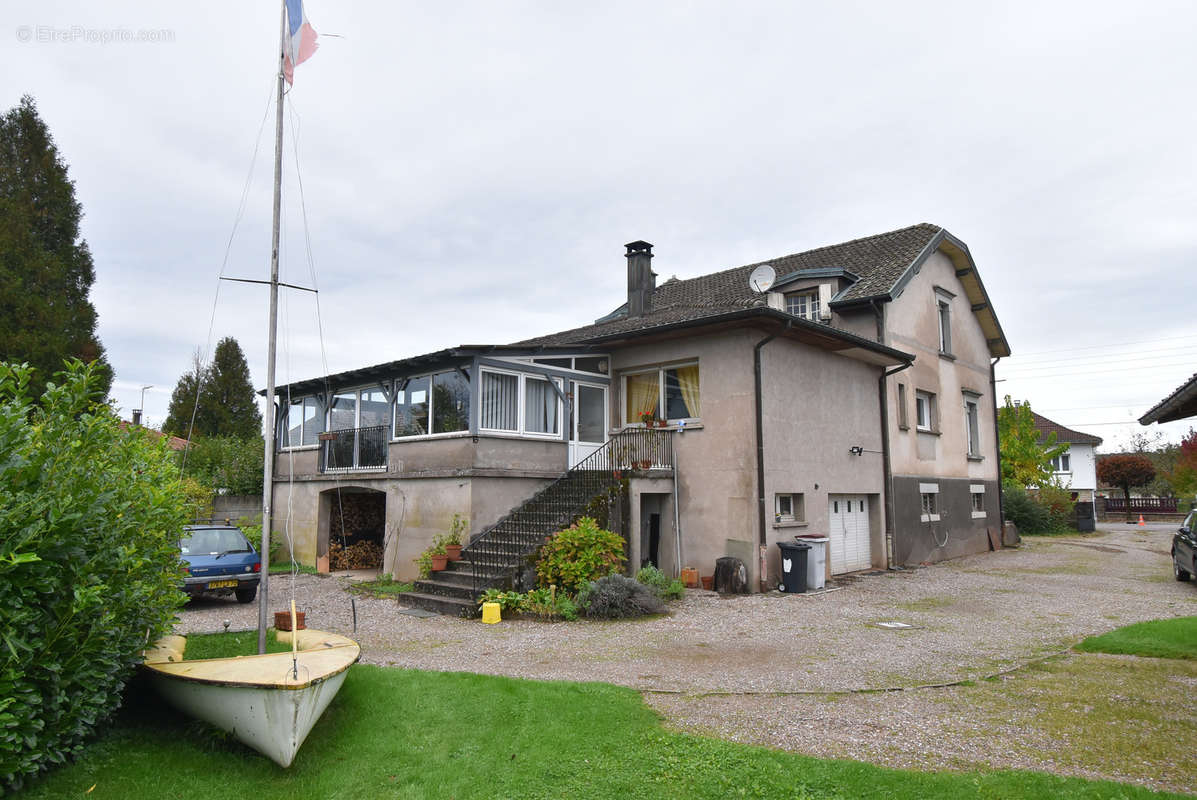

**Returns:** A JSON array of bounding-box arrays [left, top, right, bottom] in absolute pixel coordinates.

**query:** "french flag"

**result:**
[[282, 0, 318, 85]]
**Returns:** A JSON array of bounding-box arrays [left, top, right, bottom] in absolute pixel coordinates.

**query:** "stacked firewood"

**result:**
[[329, 539, 384, 570]]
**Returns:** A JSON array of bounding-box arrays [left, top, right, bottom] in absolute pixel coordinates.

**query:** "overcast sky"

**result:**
[[4, 1, 1196, 451]]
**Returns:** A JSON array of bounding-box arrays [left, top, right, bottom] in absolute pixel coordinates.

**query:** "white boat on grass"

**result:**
[[142, 628, 359, 767]]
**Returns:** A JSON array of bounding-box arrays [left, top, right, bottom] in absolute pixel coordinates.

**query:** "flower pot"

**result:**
[[444, 544, 463, 561], [274, 610, 305, 631], [701, 575, 714, 591], [430, 554, 448, 571], [680, 567, 699, 588]]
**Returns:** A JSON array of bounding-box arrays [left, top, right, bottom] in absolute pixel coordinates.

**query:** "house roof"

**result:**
[[1030, 411, 1103, 446], [1139, 371, 1197, 425], [120, 421, 190, 451], [270, 344, 607, 398], [517, 223, 1010, 357]]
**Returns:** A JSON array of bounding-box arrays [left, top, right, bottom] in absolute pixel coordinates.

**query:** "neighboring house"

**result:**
[[267, 223, 1009, 593], [1029, 410, 1102, 503], [120, 417, 190, 452]]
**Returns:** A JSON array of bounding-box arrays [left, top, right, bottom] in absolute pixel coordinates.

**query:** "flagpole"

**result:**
[[258, 0, 287, 655]]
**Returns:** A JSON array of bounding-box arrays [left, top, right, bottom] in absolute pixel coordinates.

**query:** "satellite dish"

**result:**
[[748, 264, 776, 293]]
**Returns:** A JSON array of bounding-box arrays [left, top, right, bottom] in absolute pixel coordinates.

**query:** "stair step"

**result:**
[[398, 591, 476, 618], [413, 578, 477, 601]]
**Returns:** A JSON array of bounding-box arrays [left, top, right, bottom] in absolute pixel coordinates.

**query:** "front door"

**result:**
[[569, 381, 608, 467]]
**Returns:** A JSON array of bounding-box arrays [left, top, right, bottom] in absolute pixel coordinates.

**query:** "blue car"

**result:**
[[181, 524, 261, 603]]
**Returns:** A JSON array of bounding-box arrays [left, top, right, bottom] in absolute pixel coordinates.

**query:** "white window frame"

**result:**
[[1051, 453, 1072, 473], [329, 385, 393, 433], [785, 290, 820, 321], [774, 493, 805, 523], [897, 383, 909, 430], [478, 367, 563, 439], [915, 391, 936, 432], [919, 482, 940, 522], [970, 484, 987, 518], [622, 361, 701, 426], [392, 369, 472, 440]]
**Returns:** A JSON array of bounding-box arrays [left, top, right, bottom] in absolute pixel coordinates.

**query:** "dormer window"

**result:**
[[785, 290, 820, 321]]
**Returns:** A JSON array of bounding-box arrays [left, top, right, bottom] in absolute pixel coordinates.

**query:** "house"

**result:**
[[1029, 410, 1103, 522], [267, 223, 1009, 600]]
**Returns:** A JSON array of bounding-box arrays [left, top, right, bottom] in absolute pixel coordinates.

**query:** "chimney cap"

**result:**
[[625, 240, 653, 256]]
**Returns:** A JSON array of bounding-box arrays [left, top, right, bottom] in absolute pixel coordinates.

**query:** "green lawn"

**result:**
[[347, 575, 414, 598], [23, 665, 1185, 799], [1076, 616, 1197, 660]]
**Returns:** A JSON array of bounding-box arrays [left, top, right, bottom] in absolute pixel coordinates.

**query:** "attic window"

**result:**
[[785, 291, 820, 321]]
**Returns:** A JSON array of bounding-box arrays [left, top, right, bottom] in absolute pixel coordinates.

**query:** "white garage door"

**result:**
[[828, 494, 871, 574]]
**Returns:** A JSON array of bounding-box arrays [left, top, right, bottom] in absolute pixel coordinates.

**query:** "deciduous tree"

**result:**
[[1097, 454, 1157, 523], [0, 96, 110, 399], [997, 397, 1067, 488]]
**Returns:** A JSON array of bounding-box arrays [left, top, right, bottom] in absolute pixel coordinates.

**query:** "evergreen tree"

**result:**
[[0, 95, 110, 399], [163, 338, 261, 438]]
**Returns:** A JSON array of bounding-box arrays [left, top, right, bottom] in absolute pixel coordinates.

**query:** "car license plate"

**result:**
[[208, 579, 238, 589]]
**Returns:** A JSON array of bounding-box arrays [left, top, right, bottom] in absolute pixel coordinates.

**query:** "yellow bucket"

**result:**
[[481, 602, 501, 625]]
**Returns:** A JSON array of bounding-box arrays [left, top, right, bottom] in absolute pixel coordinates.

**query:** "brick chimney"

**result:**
[[625, 240, 655, 317]]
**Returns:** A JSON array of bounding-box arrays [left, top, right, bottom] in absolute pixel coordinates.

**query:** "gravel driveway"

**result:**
[[176, 523, 1197, 793]]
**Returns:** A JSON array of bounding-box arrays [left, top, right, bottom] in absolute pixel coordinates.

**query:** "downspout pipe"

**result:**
[[755, 320, 792, 591], [879, 360, 912, 569], [990, 357, 1004, 527]]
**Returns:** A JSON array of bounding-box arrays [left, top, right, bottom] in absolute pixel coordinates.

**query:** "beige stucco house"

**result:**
[[267, 223, 1009, 605]]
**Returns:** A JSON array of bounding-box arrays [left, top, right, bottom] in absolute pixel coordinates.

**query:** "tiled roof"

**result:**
[[517, 223, 942, 348], [119, 421, 190, 451], [1030, 411, 1103, 446]]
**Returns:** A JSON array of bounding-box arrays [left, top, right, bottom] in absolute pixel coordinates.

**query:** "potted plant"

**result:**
[[638, 410, 657, 427], [442, 513, 466, 561]]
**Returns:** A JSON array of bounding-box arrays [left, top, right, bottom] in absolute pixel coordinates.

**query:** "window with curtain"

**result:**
[[623, 363, 700, 424], [524, 376, 559, 435], [480, 371, 519, 431]]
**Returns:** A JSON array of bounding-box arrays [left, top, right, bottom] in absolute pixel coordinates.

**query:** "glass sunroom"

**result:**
[[275, 347, 613, 473]]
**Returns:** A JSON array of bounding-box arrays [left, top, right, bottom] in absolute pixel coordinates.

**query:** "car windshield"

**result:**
[[180, 528, 252, 556]]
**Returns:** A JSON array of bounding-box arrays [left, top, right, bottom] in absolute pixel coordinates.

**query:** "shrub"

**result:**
[[0, 362, 188, 791], [578, 574, 667, 619], [478, 588, 527, 614], [635, 565, 685, 601], [1002, 481, 1072, 535], [536, 517, 626, 593]]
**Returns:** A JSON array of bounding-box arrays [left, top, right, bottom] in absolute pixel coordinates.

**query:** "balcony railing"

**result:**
[[317, 425, 389, 472]]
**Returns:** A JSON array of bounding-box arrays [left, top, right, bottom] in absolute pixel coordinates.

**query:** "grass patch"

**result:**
[[895, 596, 954, 612], [348, 575, 414, 598], [181, 629, 293, 660], [23, 665, 1186, 799], [946, 652, 1197, 790], [1076, 617, 1197, 660], [268, 562, 318, 575]]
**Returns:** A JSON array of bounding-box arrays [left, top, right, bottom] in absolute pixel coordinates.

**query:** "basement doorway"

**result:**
[[322, 487, 385, 573]]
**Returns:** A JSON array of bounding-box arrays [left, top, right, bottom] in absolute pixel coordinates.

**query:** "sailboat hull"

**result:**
[[142, 629, 359, 767]]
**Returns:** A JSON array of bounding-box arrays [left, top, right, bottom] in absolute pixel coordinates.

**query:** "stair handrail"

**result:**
[[461, 428, 673, 598]]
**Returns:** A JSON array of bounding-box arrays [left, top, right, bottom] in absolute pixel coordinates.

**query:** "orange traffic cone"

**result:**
[[1137, 514, 1145, 527]]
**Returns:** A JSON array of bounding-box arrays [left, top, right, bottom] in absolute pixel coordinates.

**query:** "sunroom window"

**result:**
[[284, 396, 320, 447], [624, 363, 700, 424], [394, 369, 471, 438], [480, 369, 562, 437]]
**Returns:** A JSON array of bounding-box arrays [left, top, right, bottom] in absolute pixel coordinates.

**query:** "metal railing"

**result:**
[[461, 428, 674, 598], [317, 425, 389, 472]]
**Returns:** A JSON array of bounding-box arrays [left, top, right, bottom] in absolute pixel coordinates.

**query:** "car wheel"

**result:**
[[1174, 554, 1191, 582], [235, 585, 258, 603]]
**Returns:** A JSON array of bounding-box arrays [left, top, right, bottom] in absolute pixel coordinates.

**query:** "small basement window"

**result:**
[[919, 482, 940, 522], [774, 493, 805, 523]]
